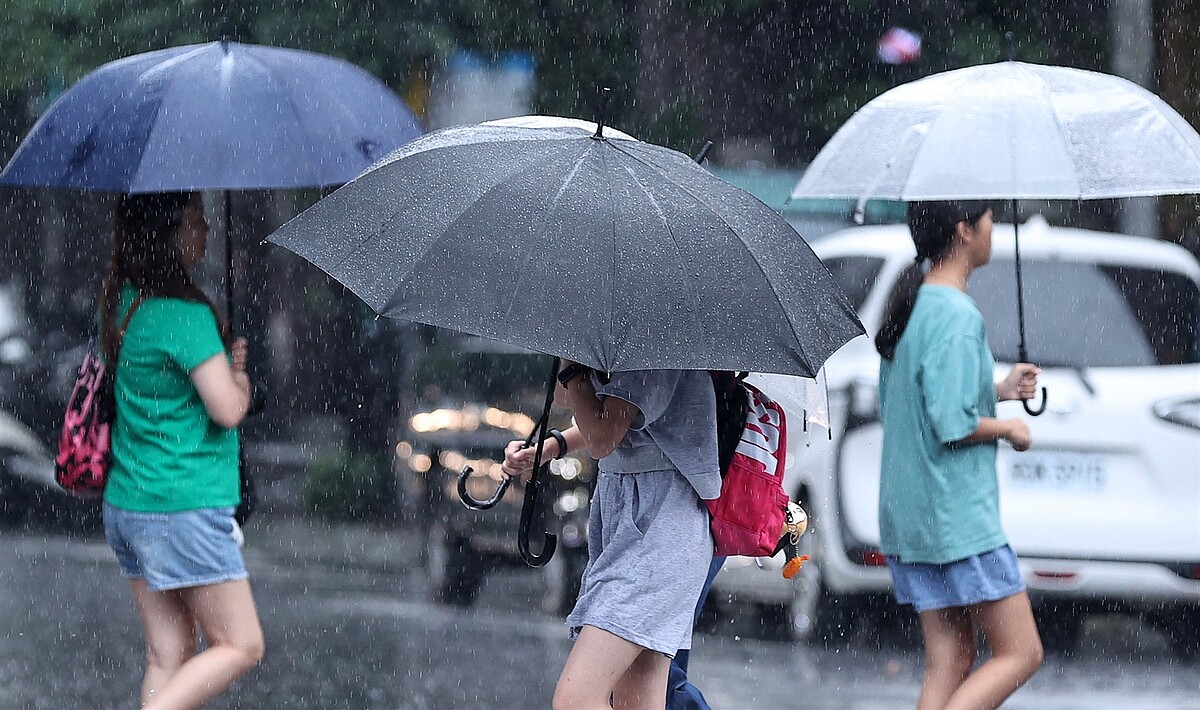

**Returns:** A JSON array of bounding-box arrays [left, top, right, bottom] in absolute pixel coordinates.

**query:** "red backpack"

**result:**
[[707, 374, 790, 558], [55, 295, 144, 496]]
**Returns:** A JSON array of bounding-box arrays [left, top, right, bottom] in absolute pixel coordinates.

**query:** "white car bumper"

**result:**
[[1021, 558, 1200, 607]]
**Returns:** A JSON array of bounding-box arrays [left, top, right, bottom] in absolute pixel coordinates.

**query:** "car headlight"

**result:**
[[1153, 397, 1200, 430], [0, 335, 31, 366], [549, 456, 583, 480], [553, 488, 589, 516]]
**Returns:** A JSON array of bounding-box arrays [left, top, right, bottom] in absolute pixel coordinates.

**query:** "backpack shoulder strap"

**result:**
[[711, 371, 751, 475], [111, 293, 148, 366]]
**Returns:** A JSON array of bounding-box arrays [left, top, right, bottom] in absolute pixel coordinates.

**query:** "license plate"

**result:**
[[1008, 451, 1107, 492]]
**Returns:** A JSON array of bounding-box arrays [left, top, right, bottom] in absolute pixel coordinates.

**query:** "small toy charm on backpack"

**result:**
[[780, 501, 810, 580], [708, 373, 810, 576]]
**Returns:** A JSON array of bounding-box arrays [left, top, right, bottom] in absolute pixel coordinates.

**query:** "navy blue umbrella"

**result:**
[[0, 41, 424, 524], [0, 40, 423, 192]]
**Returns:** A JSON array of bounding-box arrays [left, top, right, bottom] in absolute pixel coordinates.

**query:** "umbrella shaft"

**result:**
[[225, 191, 234, 325], [1011, 199, 1029, 362]]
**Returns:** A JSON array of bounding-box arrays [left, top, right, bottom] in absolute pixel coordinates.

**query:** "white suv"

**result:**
[[712, 215, 1200, 656]]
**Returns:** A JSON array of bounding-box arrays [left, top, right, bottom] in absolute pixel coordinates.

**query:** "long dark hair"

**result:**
[[100, 192, 226, 365], [875, 200, 991, 360]]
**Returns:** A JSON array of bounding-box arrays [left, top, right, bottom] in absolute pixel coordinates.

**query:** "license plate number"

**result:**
[[1008, 452, 1107, 492]]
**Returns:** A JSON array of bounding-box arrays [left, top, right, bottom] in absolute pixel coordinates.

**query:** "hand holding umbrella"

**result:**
[[269, 114, 864, 565]]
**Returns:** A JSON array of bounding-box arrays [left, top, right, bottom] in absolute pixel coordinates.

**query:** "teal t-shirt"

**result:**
[[104, 284, 240, 512], [877, 285, 1006, 564]]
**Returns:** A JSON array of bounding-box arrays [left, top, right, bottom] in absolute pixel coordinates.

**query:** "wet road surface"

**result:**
[[2, 516, 1198, 709]]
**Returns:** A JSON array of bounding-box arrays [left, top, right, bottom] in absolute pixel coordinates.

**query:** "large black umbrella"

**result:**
[[269, 117, 864, 564]]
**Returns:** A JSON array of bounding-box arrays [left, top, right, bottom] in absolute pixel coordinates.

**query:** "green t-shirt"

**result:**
[[877, 285, 1006, 564], [104, 284, 240, 512]]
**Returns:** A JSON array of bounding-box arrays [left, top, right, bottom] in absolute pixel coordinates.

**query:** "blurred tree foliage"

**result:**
[[1, 0, 1110, 163]]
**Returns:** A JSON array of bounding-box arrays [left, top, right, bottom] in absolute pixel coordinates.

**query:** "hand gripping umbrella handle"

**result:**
[[457, 466, 511, 510], [456, 356, 561, 565]]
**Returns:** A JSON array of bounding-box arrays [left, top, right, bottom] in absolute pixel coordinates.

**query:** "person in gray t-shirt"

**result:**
[[502, 362, 719, 709]]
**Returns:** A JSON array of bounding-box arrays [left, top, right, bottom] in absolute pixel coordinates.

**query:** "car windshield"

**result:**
[[822, 256, 886, 312], [970, 260, 1200, 367]]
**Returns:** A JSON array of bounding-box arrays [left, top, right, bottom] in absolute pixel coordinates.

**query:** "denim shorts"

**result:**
[[103, 503, 247, 592], [886, 544, 1025, 613]]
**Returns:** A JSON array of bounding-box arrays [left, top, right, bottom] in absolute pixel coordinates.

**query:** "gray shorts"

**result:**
[[103, 503, 247, 592], [566, 469, 712, 656]]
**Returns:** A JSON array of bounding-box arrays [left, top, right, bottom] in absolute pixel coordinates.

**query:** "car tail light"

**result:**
[[1033, 570, 1078, 582], [1153, 397, 1200, 430], [1166, 563, 1200, 581], [849, 547, 888, 566]]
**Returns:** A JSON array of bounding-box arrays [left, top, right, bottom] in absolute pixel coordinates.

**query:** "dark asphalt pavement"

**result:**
[[3, 514, 1200, 709]]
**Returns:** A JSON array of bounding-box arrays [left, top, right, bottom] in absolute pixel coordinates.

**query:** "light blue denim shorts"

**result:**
[[103, 503, 247, 592], [886, 544, 1025, 613]]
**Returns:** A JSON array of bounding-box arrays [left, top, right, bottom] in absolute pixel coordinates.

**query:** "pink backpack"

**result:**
[[706, 381, 789, 557], [55, 296, 144, 496]]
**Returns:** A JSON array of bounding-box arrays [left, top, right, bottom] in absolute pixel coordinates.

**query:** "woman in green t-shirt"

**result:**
[[876, 201, 1043, 710], [99, 192, 264, 710]]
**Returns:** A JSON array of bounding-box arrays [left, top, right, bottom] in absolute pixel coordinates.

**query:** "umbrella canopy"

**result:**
[[0, 40, 423, 193], [791, 60, 1200, 202], [269, 119, 864, 378]]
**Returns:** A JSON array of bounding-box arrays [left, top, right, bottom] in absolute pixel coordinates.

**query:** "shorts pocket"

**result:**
[[628, 474, 666, 537]]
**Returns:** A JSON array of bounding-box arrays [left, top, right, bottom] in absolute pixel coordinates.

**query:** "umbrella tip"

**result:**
[[693, 140, 714, 165], [1004, 31, 1016, 62], [593, 87, 612, 139]]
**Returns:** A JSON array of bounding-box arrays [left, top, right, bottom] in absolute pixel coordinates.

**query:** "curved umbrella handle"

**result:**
[[518, 467, 557, 567], [1022, 387, 1047, 416], [457, 466, 511, 510]]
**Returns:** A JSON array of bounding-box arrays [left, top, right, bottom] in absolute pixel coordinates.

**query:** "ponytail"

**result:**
[[875, 259, 926, 360], [875, 200, 992, 360]]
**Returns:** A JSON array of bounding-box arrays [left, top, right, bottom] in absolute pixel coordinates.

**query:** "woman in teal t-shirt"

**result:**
[[876, 201, 1043, 709], [99, 193, 263, 710]]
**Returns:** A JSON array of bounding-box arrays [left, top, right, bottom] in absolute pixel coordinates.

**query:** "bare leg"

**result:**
[[142, 579, 265, 710], [554, 625, 659, 710], [613, 649, 671, 710], [916, 607, 976, 710], [943, 592, 1043, 710], [130, 581, 198, 707]]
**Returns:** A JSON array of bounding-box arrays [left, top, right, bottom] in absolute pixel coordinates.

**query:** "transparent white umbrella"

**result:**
[[792, 60, 1200, 204], [791, 59, 1200, 415]]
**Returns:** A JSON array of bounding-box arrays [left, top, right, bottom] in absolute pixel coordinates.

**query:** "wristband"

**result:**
[[546, 428, 568, 459], [557, 363, 591, 387]]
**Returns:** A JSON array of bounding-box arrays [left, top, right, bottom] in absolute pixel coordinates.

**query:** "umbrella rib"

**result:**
[[127, 46, 217, 190], [609, 142, 815, 366], [1030, 68, 1085, 197], [618, 162, 706, 363], [240, 49, 330, 184], [497, 145, 594, 329], [362, 140, 591, 318]]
